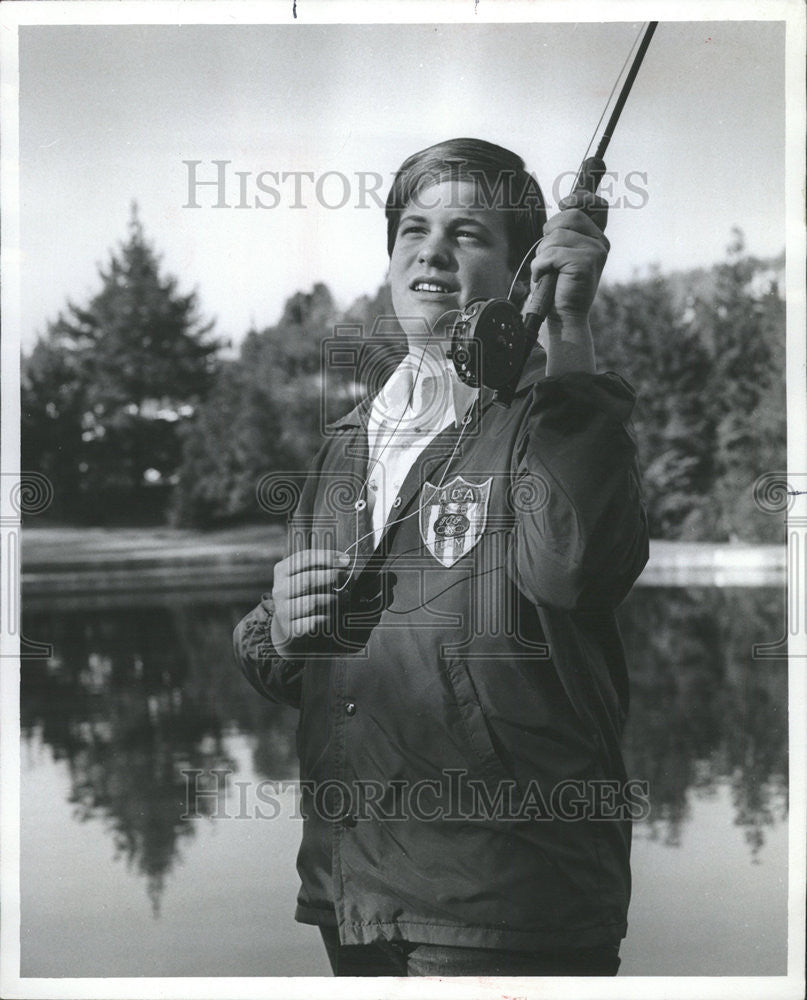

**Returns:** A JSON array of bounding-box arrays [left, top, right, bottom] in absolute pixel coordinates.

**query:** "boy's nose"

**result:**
[[417, 240, 450, 267]]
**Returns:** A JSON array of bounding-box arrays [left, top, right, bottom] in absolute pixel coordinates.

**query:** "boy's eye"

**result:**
[[455, 227, 487, 243], [400, 224, 426, 236]]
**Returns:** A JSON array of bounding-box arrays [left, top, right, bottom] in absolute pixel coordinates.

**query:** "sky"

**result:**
[[17, 16, 786, 352]]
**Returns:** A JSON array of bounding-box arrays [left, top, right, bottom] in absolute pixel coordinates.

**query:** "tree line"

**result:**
[[22, 209, 786, 542]]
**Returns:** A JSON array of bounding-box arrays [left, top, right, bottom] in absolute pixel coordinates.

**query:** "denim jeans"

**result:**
[[319, 926, 621, 977]]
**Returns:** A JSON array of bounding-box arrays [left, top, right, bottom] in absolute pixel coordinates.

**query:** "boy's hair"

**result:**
[[385, 137, 547, 271]]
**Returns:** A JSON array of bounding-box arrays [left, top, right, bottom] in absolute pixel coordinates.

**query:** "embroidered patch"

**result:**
[[419, 476, 492, 568]]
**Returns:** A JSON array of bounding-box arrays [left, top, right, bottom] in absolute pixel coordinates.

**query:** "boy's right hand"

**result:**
[[270, 548, 351, 659]]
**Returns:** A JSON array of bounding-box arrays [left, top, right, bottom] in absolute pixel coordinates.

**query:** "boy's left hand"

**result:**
[[529, 191, 610, 326]]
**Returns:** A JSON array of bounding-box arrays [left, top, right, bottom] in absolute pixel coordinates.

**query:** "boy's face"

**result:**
[[389, 179, 514, 350]]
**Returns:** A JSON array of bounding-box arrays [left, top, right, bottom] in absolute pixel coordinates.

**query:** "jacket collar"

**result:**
[[326, 393, 374, 431]]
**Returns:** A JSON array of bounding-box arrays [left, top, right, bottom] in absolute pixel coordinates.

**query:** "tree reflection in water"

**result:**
[[21, 600, 298, 915], [617, 587, 788, 858], [21, 586, 788, 913]]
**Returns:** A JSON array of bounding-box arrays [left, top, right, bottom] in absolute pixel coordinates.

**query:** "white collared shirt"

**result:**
[[366, 352, 478, 546]]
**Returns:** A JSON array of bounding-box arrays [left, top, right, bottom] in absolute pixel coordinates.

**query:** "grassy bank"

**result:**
[[22, 523, 286, 567], [21, 524, 287, 598], [20, 524, 786, 593]]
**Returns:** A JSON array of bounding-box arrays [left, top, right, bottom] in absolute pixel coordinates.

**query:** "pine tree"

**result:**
[[170, 356, 287, 527], [593, 272, 716, 539], [170, 284, 340, 526], [690, 231, 786, 541], [22, 204, 220, 523]]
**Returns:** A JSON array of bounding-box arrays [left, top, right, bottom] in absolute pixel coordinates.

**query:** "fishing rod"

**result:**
[[449, 21, 659, 406]]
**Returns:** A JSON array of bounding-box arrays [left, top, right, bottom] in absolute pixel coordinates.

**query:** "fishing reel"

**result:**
[[448, 298, 533, 408]]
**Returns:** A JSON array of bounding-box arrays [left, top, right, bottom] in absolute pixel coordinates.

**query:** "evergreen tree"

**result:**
[[593, 272, 716, 539], [22, 205, 220, 523], [170, 355, 287, 527], [170, 284, 340, 526], [250, 282, 340, 464], [339, 281, 405, 400], [592, 235, 785, 542], [689, 231, 786, 542]]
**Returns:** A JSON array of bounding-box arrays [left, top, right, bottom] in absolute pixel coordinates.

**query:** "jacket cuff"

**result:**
[[251, 593, 300, 663], [232, 597, 304, 706], [248, 593, 277, 656]]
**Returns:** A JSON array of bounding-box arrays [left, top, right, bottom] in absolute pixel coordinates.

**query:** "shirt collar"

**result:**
[[369, 352, 478, 432]]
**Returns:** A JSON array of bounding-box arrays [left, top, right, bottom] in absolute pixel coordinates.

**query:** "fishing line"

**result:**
[[570, 21, 647, 194], [382, 549, 504, 616], [502, 24, 650, 309], [333, 306, 466, 593], [507, 237, 545, 303], [503, 27, 648, 308]]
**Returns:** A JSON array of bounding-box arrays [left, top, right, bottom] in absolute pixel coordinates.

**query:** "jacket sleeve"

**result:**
[[232, 593, 304, 708], [231, 434, 335, 708], [509, 370, 649, 611]]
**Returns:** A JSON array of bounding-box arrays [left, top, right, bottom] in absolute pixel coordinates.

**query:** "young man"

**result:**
[[233, 138, 649, 977]]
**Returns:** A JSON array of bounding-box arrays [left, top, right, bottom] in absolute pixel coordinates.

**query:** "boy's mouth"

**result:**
[[410, 277, 457, 295]]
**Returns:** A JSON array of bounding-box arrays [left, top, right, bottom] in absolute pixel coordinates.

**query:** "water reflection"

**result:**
[[617, 588, 788, 859], [21, 601, 298, 915], [21, 586, 788, 914]]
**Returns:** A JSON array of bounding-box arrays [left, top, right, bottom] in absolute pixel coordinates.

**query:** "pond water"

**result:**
[[19, 584, 789, 977]]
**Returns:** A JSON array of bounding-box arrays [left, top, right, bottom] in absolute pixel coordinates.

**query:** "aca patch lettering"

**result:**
[[419, 476, 492, 567]]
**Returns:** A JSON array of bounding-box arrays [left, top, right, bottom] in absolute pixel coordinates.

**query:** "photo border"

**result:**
[[1, 2, 804, 998]]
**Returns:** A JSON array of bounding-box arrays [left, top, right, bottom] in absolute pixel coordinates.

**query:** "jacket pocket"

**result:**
[[440, 656, 513, 786]]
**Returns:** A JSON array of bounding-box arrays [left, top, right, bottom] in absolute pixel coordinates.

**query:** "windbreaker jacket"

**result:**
[[233, 349, 649, 951]]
